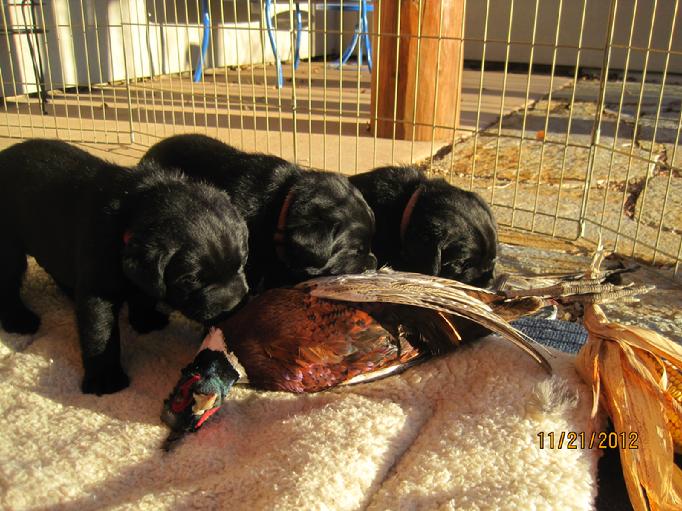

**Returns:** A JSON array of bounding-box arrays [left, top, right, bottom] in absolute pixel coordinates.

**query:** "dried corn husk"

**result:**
[[645, 354, 682, 449], [576, 303, 682, 511]]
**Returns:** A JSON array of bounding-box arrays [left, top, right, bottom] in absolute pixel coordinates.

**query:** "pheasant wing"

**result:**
[[299, 270, 552, 373]]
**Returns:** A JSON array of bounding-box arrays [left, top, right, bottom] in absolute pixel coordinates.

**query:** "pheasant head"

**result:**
[[161, 328, 240, 449]]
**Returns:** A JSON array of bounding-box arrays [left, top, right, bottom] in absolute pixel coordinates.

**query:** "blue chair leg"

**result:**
[[193, 0, 210, 82], [265, 0, 284, 88], [363, 32, 372, 72], [356, 2, 364, 68], [361, 1, 372, 72], [333, 2, 373, 71], [294, 3, 302, 70], [339, 31, 360, 66]]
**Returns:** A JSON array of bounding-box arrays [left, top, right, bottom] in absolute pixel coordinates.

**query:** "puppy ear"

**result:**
[[121, 239, 173, 299]]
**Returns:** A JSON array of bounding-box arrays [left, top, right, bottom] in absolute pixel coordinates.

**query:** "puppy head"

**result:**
[[275, 172, 376, 283], [400, 181, 498, 287], [122, 169, 249, 323]]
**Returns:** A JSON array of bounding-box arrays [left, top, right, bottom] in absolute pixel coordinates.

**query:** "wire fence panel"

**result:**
[[0, 0, 680, 277]]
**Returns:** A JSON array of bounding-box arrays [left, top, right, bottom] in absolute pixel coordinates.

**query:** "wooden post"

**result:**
[[370, 0, 464, 141]]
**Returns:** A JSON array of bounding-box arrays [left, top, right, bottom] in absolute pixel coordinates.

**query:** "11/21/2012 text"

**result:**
[[537, 431, 639, 449]]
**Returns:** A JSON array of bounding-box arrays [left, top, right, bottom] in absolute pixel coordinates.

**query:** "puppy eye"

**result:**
[[177, 274, 199, 290], [201, 283, 218, 293], [443, 260, 464, 270]]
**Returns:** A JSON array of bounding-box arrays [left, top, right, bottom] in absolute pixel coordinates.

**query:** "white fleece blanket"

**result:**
[[0, 261, 604, 510]]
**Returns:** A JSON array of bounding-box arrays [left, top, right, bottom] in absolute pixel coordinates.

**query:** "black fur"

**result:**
[[142, 134, 377, 289], [0, 139, 249, 394], [349, 166, 497, 287]]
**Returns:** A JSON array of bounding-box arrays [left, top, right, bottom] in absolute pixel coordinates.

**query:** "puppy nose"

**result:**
[[230, 275, 249, 303], [220, 275, 249, 312], [207, 284, 249, 325], [364, 253, 378, 271]]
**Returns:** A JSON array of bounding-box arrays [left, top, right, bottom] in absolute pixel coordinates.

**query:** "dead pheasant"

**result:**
[[161, 269, 649, 448]]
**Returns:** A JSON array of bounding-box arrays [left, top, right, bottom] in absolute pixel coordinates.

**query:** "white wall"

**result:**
[[464, 0, 682, 72], [1, 0, 338, 96]]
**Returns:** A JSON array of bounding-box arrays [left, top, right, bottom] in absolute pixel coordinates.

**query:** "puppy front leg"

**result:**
[[0, 244, 40, 334], [76, 292, 129, 395]]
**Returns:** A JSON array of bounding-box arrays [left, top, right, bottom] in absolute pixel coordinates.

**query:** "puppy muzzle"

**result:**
[[364, 253, 378, 271]]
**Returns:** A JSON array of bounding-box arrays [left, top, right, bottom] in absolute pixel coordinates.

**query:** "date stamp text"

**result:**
[[537, 431, 639, 449]]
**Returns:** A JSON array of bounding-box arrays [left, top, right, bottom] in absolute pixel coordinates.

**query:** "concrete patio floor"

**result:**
[[0, 61, 570, 173]]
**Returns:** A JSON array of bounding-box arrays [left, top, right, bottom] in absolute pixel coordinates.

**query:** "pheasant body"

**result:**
[[224, 289, 447, 393]]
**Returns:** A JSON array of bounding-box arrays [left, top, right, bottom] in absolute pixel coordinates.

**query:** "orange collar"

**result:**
[[273, 191, 295, 262], [400, 185, 424, 243]]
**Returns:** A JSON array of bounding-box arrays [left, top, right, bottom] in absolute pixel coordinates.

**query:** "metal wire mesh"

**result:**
[[0, 0, 680, 278]]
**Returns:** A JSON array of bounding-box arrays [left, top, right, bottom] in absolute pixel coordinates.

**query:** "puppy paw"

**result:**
[[128, 308, 169, 334], [0, 306, 41, 334], [81, 365, 130, 395]]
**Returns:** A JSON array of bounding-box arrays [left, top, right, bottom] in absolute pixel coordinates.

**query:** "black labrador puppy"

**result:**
[[142, 134, 377, 289], [0, 139, 249, 394], [349, 165, 497, 287]]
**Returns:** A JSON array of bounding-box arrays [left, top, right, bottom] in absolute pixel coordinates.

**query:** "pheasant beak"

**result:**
[[161, 373, 211, 434], [190, 392, 222, 430], [192, 392, 218, 414]]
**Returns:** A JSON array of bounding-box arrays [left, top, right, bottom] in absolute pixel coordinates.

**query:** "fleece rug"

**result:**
[[0, 260, 605, 511]]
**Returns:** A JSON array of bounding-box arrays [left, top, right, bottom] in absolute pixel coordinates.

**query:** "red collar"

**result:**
[[273, 191, 295, 262], [123, 230, 133, 246], [399, 185, 424, 243]]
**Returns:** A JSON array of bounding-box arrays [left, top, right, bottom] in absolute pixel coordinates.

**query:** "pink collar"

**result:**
[[399, 186, 424, 243], [273, 191, 295, 262]]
